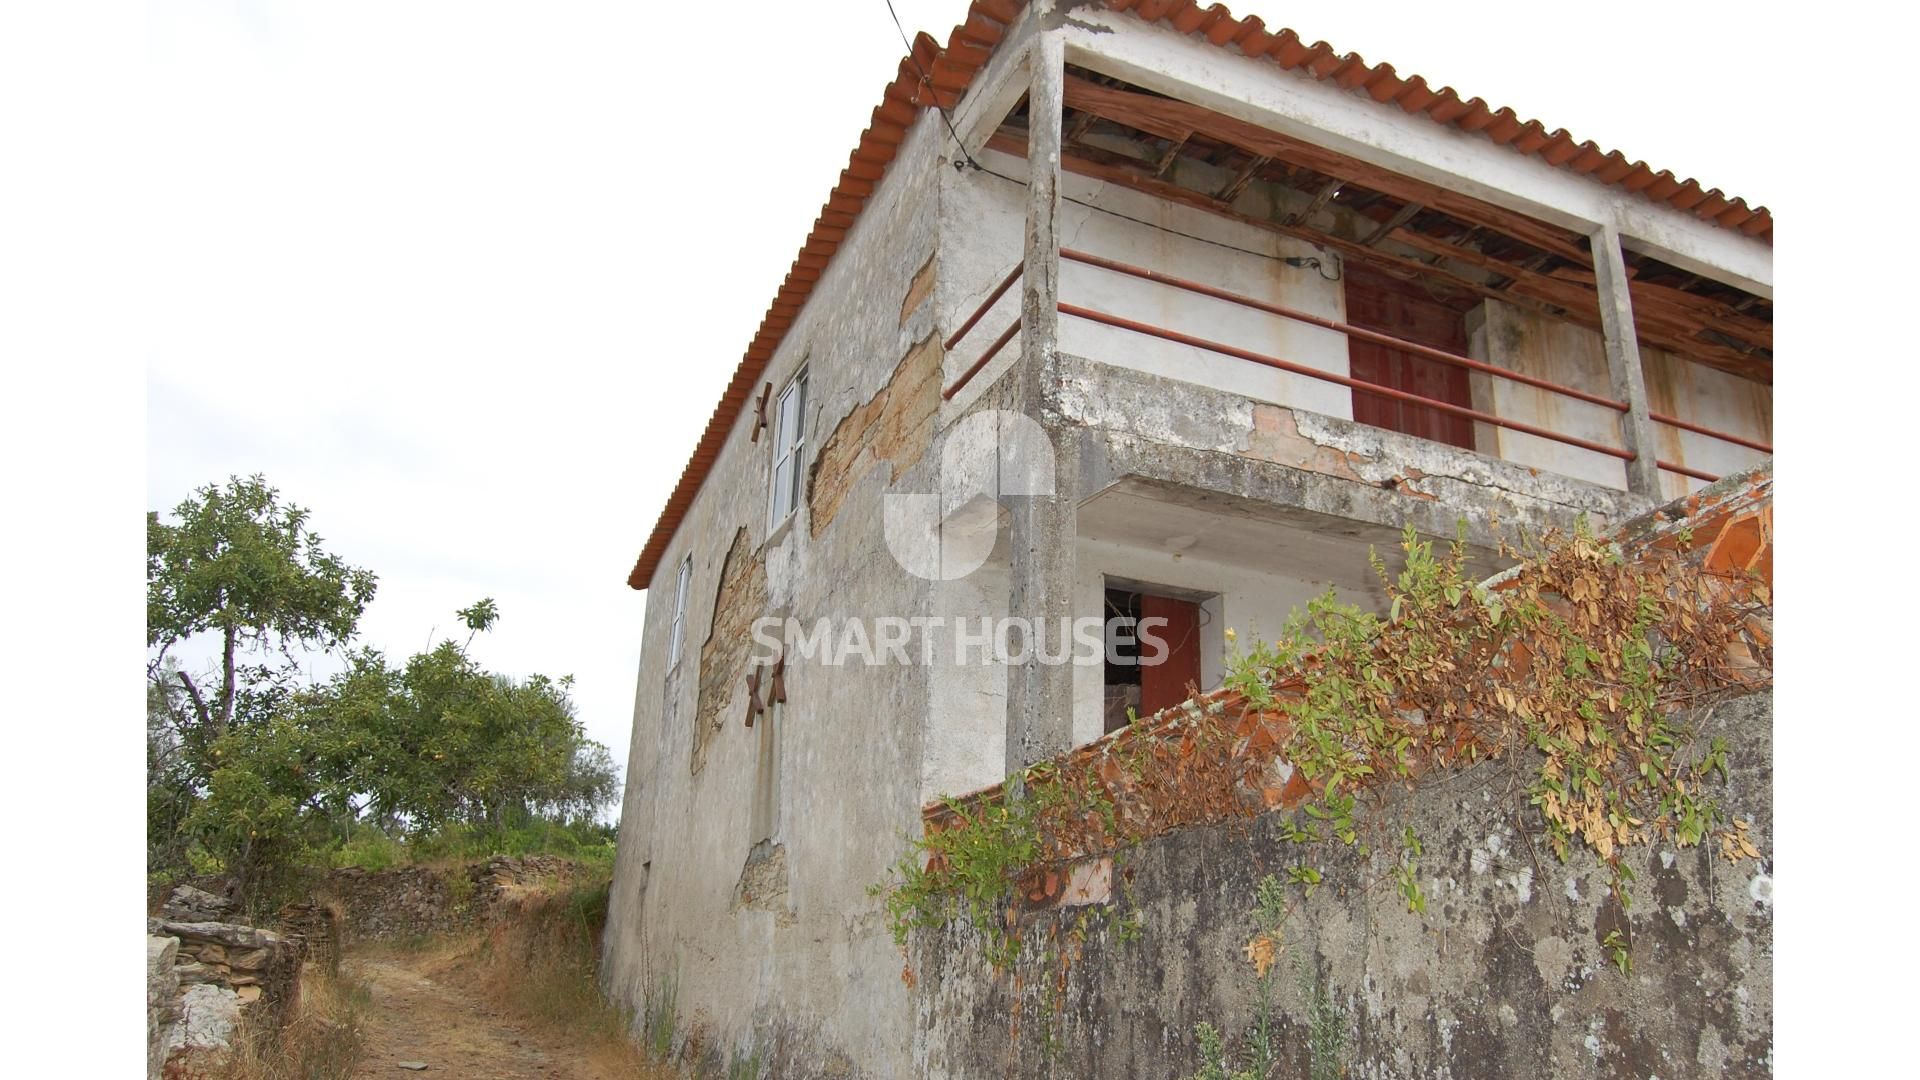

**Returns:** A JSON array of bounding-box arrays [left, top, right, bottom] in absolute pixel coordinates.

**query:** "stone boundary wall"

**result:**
[[319, 854, 581, 944], [275, 901, 342, 975], [910, 465, 1774, 1078], [913, 688, 1772, 1079]]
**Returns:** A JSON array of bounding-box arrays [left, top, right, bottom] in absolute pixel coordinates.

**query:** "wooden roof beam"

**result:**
[[1288, 175, 1345, 226], [1361, 201, 1424, 247], [1060, 73, 1591, 266], [1151, 132, 1193, 177], [1216, 153, 1271, 202], [986, 131, 1770, 383]]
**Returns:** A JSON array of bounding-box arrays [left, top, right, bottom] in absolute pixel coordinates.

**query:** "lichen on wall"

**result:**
[[912, 689, 1773, 1079]]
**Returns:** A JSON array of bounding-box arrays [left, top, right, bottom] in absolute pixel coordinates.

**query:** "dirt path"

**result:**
[[345, 954, 620, 1079]]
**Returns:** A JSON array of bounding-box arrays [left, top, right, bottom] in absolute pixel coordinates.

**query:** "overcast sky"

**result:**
[[144, 0, 1778, 785]]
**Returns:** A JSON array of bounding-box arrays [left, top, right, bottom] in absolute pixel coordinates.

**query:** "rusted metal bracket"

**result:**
[[750, 381, 773, 442], [744, 670, 767, 728], [743, 654, 787, 728]]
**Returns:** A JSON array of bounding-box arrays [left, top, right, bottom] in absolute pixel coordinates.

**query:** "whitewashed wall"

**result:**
[[940, 146, 1351, 418], [1068, 536, 1380, 748], [1472, 299, 1770, 496]]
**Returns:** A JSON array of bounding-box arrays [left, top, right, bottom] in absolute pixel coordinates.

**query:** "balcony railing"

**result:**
[[943, 249, 1770, 486]]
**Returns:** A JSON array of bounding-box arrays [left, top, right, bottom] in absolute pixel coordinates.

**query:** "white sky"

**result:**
[[144, 0, 1782, 784]]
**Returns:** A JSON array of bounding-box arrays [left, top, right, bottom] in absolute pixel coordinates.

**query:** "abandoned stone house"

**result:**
[[603, 2, 1772, 1076]]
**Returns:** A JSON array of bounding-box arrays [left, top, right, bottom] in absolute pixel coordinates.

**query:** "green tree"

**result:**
[[189, 715, 330, 894], [147, 474, 377, 742], [145, 478, 621, 892], [315, 624, 612, 830], [148, 658, 200, 874]]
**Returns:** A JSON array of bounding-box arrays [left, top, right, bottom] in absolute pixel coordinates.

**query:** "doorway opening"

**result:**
[[1104, 582, 1208, 733]]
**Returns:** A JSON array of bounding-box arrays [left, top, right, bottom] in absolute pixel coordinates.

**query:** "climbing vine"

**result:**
[[873, 512, 1770, 991], [1244, 522, 1766, 909]]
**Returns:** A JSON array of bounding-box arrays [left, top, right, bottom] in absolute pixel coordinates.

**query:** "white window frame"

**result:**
[[667, 554, 692, 667], [767, 370, 809, 530]]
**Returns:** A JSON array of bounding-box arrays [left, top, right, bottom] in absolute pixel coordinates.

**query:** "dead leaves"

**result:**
[[915, 523, 1769, 912], [1721, 819, 1762, 863], [1242, 932, 1278, 978]]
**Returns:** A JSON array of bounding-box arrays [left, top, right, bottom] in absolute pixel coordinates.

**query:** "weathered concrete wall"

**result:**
[[913, 688, 1773, 1079], [602, 103, 953, 1076], [1058, 352, 1646, 545], [606, 12, 1771, 1075]]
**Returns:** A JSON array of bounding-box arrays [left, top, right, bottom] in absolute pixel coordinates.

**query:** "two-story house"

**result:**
[[602, 2, 1771, 1074]]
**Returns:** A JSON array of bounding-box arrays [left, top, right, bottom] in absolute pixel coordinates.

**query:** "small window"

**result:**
[[767, 371, 809, 529], [668, 555, 692, 667]]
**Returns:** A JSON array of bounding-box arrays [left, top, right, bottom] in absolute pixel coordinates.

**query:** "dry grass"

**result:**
[[210, 968, 370, 1080], [209, 865, 678, 1079], [413, 873, 680, 1078]]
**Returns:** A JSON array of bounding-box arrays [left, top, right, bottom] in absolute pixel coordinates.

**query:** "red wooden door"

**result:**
[[1344, 265, 1475, 450], [1139, 594, 1202, 716]]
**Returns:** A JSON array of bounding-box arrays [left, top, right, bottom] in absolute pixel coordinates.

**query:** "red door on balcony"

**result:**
[[1344, 264, 1476, 450], [1139, 593, 1202, 717]]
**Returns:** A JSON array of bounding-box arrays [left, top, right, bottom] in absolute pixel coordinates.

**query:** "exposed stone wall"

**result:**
[[151, 919, 305, 1026], [913, 688, 1772, 1079], [148, 911, 306, 1077], [807, 332, 941, 539], [158, 883, 237, 923], [693, 527, 767, 775], [275, 901, 342, 976]]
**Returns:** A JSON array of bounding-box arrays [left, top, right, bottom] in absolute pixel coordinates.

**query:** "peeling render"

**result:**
[[692, 528, 765, 777], [807, 333, 942, 540]]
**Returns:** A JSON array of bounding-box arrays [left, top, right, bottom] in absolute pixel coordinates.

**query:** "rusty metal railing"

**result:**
[[1058, 248, 1768, 485], [942, 262, 1024, 401]]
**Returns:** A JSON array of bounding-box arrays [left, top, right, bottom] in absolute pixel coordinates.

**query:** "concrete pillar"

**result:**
[[1592, 224, 1663, 498], [1005, 27, 1076, 775], [1018, 29, 1064, 386]]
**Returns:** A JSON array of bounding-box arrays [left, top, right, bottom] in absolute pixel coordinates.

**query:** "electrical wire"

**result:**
[[883, 0, 982, 172]]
